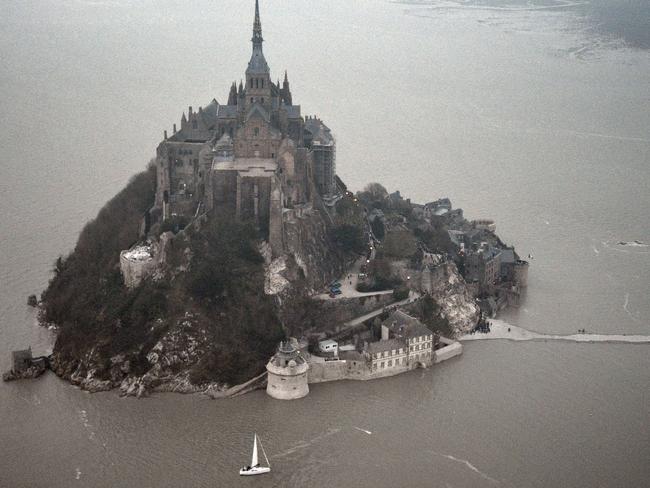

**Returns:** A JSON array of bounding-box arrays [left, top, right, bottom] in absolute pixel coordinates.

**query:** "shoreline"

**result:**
[[460, 319, 650, 344]]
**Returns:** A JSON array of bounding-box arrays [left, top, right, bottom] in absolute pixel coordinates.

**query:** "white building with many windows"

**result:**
[[364, 310, 436, 377]]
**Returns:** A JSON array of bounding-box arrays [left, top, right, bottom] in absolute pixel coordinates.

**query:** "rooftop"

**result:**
[[304, 117, 334, 145], [366, 338, 403, 355], [382, 310, 432, 339], [212, 158, 277, 177]]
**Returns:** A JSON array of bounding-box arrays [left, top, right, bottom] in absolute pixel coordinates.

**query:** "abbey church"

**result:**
[[153, 0, 338, 256]]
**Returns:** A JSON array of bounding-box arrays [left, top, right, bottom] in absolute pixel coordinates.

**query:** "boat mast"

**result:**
[[251, 433, 259, 467], [258, 435, 271, 468]]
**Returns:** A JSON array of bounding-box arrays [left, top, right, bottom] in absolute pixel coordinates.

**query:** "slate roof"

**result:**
[[216, 104, 238, 118], [246, 103, 270, 123], [200, 99, 219, 124], [382, 310, 432, 339], [366, 338, 402, 355], [304, 118, 333, 144]]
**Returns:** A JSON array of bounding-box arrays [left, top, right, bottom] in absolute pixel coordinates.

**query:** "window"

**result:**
[[261, 97, 264, 104], [261, 79, 264, 88], [381, 362, 385, 369], [192, 120, 197, 129], [388, 360, 392, 367], [251, 97, 254, 103], [254, 127, 260, 137]]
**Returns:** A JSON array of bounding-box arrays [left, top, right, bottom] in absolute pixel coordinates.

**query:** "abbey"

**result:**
[[153, 0, 337, 256]]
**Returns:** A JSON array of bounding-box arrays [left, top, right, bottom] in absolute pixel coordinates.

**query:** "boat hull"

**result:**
[[239, 467, 271, 476]]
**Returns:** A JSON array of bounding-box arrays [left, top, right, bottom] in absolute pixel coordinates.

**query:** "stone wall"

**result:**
[[433, 337, 463, 363], [119, 233, 173, 288], [320, 294, 395, 327], [266, 364, 309, 400]]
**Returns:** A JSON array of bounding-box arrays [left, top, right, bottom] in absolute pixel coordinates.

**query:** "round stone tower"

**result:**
[[266, 340, 309, 400], [514, 260, 529, 287]]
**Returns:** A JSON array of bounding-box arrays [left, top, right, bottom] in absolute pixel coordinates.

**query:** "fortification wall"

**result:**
[[119, 233, 173, 289], [120, 250, 157, 288], [320, 294, 395, 326], [266, 369, 309, 400], [514, 261, 529, 287], [433, 338, 463, 363], [307, 357, 432, 384], [308, 360, 349, 383]]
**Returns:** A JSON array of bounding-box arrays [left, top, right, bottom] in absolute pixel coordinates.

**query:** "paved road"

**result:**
[[315, 252, 392, 300]]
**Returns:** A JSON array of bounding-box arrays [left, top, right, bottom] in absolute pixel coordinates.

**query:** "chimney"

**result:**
[[189, 106, 193, 115], [381, 324, 390, 341], [164, 130, 168, 140], [173, 123, 177, 133]]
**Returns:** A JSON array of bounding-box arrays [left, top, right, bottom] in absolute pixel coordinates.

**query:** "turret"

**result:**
[[228, 82, 238, 105], [281, 70, 292, 105]]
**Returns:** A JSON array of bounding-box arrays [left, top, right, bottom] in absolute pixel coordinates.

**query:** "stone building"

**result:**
[[152, 0, 338, 256], [266, 340, 309, 400], [365, 310, 436, 374], [465, 243, 502, 292]]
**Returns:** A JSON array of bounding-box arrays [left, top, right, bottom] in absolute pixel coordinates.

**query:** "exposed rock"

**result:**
[[2, 363, 47, 382], [282, 207, 349, 293], [429, 262, 479, 335]]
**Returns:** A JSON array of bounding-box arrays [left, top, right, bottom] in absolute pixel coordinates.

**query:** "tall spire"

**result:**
[[247, 0, 269, 74], [252, 0, 263, 45]]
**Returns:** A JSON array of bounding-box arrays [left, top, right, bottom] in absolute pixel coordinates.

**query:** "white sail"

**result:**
[[259, 435, 270, 468], [251, 434, 259, 467]]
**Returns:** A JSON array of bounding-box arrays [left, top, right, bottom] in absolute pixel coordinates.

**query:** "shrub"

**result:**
[[331, 224, 366, 255], [393, 286, 410, 301]]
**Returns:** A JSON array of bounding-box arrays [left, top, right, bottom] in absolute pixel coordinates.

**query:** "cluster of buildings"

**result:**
[[266, 310, 462, 400], [119, 0, 341, 287], [420, 199, 529, 314]]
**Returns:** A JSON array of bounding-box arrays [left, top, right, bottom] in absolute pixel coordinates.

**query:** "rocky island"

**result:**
[[29, 1, 527, 398]]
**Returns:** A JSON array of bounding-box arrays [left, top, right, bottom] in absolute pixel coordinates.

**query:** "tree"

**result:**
[[356, 182, 389, 209], [364, 183, 388, 201], [370, 218, 385, 240], [331, 224, 366, 254]]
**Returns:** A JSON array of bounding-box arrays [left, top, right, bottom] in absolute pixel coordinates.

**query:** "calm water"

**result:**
[[1, 1, 648, 486]]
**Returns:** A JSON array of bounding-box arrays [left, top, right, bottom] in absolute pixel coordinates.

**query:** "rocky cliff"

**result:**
[[40, 168, 353, 396]]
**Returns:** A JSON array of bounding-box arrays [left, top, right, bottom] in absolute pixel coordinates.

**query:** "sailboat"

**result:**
[[239, 433, 271, 476]]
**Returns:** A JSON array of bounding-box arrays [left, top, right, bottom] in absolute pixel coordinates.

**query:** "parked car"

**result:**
[[331, 288, 342, 295], [330, 282, 341, 288]]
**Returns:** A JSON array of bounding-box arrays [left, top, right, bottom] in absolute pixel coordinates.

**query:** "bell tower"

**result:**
[[246, 0, 272, 111]]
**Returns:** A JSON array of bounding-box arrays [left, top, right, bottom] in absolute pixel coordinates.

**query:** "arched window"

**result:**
[[255, 78, 259, 89], [261, 79, 264, 88], [254, 127, 260, 137]]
